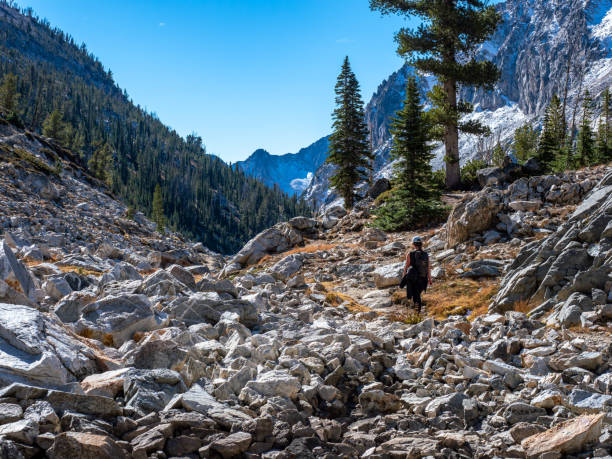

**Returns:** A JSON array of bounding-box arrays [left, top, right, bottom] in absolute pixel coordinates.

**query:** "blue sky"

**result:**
[[16, 0, 416, 162]]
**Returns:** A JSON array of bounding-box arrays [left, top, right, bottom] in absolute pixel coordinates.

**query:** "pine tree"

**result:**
[[537, 94, 565, 169], [326, 57, 372, 209], [513, 123, 538, 163], [596, 87, 612, 162], [374, 77, 445, 231], [152, 184, 166, 234], [88, 142, 113, 185], [42, 109, 71, 146], [0, 73, 19, 113], [576, 90, 595, 167], [491, 142, 506, 167], [371, 0, 501, 189]]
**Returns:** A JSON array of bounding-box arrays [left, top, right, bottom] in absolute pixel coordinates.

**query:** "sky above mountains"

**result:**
[[17, 0, 503, 163]]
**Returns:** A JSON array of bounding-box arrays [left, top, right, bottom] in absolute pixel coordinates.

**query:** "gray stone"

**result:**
[[0, 241, 35, 300], [43, 277, 72, 301], [164, 292, 258, 327], [269, 254, 303, 281], [0, 419, 38, 444], [0, 403, 23, 425], [372, 263, 404, 288], [244, 370, 301, 399], [167, 264, 196, 290], [0, 303, 98, 387], [211, 432, 252, 459], [123, 369, 187, 416], [424, 393, 468, 418], [567, 389, 612, 414], [75, 294, 166, 346], [503, 401, 546, 424]]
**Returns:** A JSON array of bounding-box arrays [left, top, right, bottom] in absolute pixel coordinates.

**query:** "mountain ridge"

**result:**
[[236, 136, 329, 195]]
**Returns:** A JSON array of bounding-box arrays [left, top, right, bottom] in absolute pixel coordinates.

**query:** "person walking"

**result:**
[[403, 236, 432, 313]]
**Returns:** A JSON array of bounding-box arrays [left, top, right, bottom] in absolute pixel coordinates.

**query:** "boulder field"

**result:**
[[2, 131, 612, 458]]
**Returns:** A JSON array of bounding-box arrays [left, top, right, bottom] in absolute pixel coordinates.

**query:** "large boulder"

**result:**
[[367, 178, 391, 199], [446, 189, 504, 247], [123, 368, 187, 416], [136, 270, 189, 297], [521, 414, 604, 458], [243, 370, 301, 399], [74, 294, 167, 346], [0, 303, 99, 388], [269, 254, 303, 281], [47, 432, 128, 459], [229, 223, 303, 267], [163, 292, 258, 328], [372, 263, 404, 288]]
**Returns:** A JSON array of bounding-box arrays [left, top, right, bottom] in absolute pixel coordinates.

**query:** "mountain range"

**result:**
[[241, 0, 612, 210], [235, 136, 329, 195]]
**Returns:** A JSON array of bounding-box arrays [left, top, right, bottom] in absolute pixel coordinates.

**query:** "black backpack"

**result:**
[[410, 250, 429, 279]]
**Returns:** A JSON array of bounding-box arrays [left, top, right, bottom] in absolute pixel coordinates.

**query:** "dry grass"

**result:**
[[132, 331, 145, 343], [193, 274, 205, 284], [5, 278, 23, 293], [57, 265, 104, 276], [285, 243, 337, 255], [387, 311, 423, 324], [320, 282, 372, 314], [425, 278, 499, 320], [513, 299, 533, 314], [24, 260, 43, 267], [102, 333, 114, 347], [78, 328, 95, 339]]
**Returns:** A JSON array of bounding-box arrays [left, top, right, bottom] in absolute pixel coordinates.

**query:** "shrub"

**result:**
[[460, 159, 488, 190], [373, 191, 449, 232]]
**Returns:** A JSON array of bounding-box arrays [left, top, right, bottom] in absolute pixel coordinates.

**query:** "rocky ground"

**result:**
[[2, 121, 612, 458]]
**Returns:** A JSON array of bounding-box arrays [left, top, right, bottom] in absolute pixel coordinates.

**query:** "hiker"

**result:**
[[402, 236, 432, 312]]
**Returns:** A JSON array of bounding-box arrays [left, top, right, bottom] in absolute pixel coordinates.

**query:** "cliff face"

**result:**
[[304, 0, 612, 209]]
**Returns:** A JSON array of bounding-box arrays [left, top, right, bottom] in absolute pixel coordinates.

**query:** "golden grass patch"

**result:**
[[425, 278, 499, 320], [387, 311, 423, 324], [57, 265, 104, 276], [320, 283, 372, 314]]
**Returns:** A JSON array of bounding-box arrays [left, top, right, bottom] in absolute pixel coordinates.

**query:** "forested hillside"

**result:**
[[0, 1, 310, 253]]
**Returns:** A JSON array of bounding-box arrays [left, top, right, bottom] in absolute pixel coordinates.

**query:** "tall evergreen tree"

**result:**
[[370, 0, 501, 189], [42, 109, 71, 146], [513, 123, 538, 162], [596, 87, 612, 162], [576, 90, 595, 167], [0, 73, 19, 113], [326, 57, 372, 209], [374, 77, 445, 231], [88, 142, 113, 185], [152, 184, 166, 234], [537, 94, 565, 169]]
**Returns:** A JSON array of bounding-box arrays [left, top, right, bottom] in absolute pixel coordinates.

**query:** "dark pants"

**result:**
[[408, 277, 428, 310]]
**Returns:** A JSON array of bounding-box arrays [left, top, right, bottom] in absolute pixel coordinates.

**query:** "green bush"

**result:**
[[373, 190, 449, 232], [461, 159, 488, 190]]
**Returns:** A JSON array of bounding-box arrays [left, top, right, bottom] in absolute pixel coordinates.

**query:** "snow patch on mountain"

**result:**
[[290, 172, 313, 193]]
